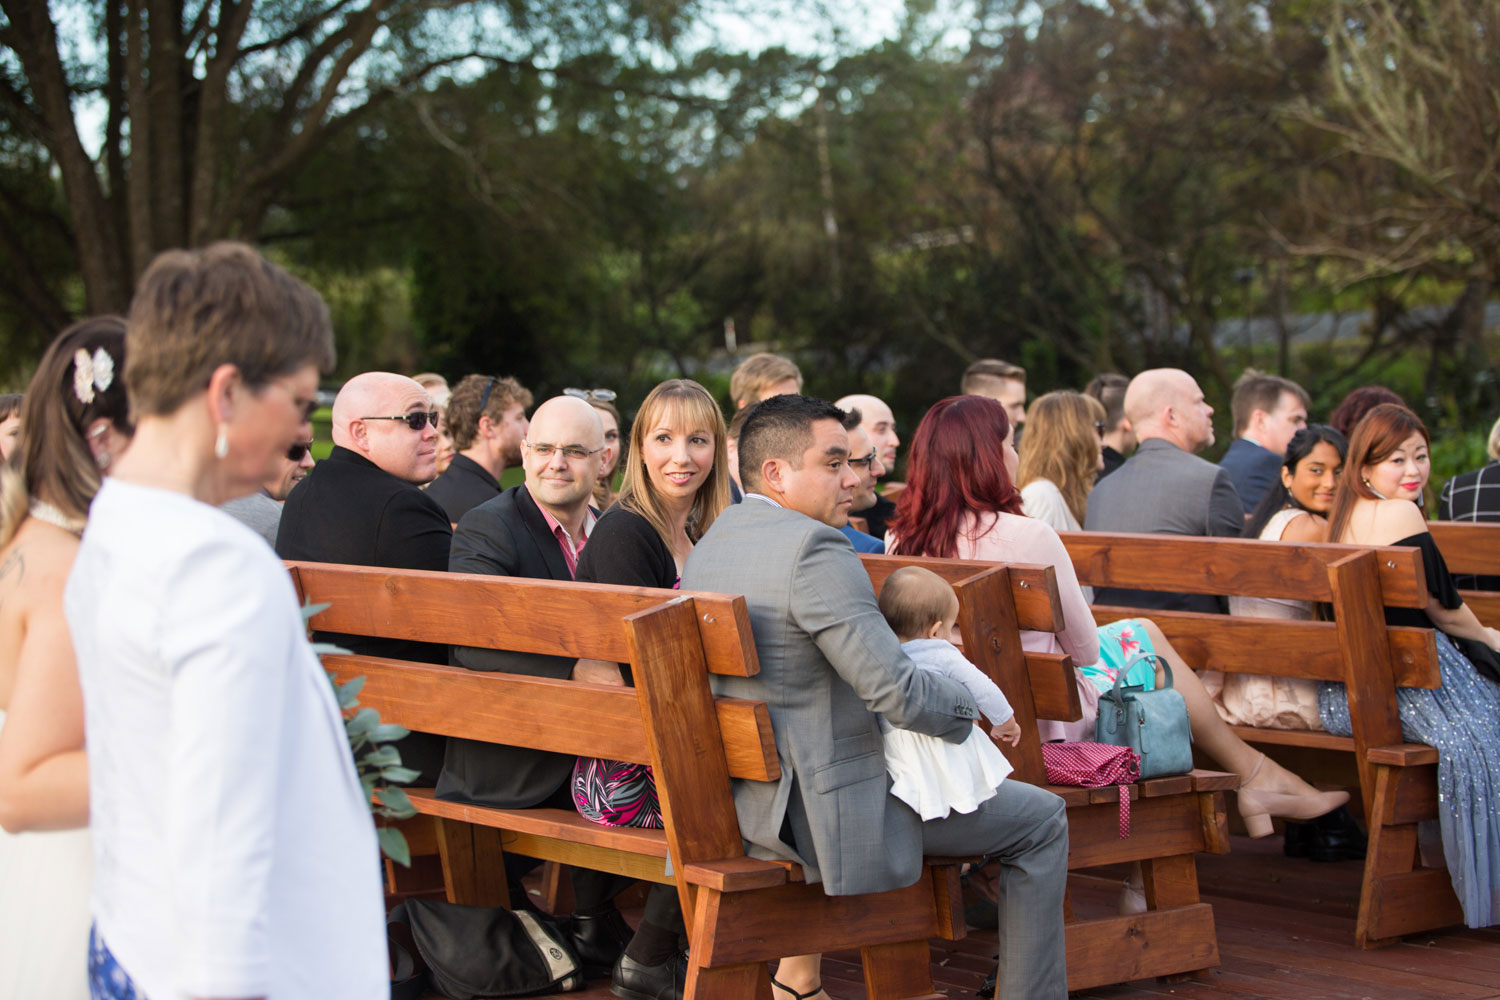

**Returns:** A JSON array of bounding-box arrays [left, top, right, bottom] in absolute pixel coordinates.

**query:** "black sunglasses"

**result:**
[[286, 441, 312, 462], [362, 412, 440, 432]]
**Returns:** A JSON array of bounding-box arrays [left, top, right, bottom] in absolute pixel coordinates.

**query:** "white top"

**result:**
[[1227, 507, 1315, 620], [880, 639, 1014, 819], [1020, 478, 1081, 534], [66, 480, 386, 999]]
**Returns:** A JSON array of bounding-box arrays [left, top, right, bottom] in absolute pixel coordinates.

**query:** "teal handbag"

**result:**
[[1094, 654, 1193, 778]]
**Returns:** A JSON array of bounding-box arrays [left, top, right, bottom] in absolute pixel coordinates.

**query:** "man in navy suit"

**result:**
[[840, 416, 886, 554], [1218, 371, 1309, 514]]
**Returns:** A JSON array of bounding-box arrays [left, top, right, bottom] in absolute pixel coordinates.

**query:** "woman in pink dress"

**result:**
[[887, 394, 1348, 836]]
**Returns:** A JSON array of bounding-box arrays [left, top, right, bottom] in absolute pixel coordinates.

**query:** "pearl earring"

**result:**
[[214, 424, 229, 460]]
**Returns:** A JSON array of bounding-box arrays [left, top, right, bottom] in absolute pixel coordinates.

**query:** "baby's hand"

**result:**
[[990, 718, 1022, 746]]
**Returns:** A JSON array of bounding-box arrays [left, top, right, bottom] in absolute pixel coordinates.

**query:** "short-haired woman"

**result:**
[[0, 317, 133, 998], [1320, 403, 1500, 928], [66, 243, 387, 997]]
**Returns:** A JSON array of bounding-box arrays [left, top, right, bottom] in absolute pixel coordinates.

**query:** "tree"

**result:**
[[0, 0, 691, 327]]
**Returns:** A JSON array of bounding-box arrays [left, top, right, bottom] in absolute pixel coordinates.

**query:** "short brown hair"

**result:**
[[125, 242, 336, 417], [878, 566, 960, 641], [0, 394, 22, 421], [730, 353, 802, 408], [961, 358, 1026, 395], [445, 374, 533, 450], [1084, 373, 1129, 429], [1230, 370, 1310, 437]]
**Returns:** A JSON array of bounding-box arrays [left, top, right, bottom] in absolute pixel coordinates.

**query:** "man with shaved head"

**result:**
[[439, 395, 641, 977], [1083, 368, 1243, 613], [276, 371, 452, 779], [835, 392, 900, 539]]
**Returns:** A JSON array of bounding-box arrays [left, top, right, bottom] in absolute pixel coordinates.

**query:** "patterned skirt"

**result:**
[[1318, 629, 1500, 928], [88, 925, 146, 1000]]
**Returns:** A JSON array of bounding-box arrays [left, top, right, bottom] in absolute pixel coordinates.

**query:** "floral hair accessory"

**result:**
[[73, 347, 116, 405]]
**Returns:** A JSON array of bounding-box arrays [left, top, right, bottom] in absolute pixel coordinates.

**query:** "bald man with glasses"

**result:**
[[275, 371, 454, 782]]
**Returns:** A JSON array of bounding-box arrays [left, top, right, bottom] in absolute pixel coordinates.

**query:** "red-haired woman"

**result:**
[[1320, 403, 1500, 928], [888, 396, 1347, 835]]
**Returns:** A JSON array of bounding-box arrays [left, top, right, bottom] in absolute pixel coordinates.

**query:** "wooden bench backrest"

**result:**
[[289, 561, 760, 676], [286, 561, 779, 783], [860, 555, 1075, 785], [1054, 535, 1440, 801], [1428, 521, 1500, 626]]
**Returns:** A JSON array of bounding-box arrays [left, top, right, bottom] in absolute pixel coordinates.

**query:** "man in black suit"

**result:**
[[439, 395, 640, 983], [425, 373, 531, 522], [276, 370, 451, 781], [1217, 370, 1309, 514]]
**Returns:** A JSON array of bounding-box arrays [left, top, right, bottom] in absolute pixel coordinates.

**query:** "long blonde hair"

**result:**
[[615, 379, 730, 546], [1016, 390, 1106, 525]]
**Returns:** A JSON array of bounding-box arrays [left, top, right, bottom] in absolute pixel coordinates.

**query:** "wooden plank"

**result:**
[[1064, 795, 1213, 869], [292, 561, 759, 675], [1228, 725, 1352, 751], [1429, 520, 1500, 575], [1058, 531, 1428, 608], [406, 794, 670, 856], [1142, 852, 1201, 909], [951, 565, 1047, 784], [322, 655, 780, 781], [693, 878, 949, 966], [1062, 905, 1219, 991], [680, 858, 790, 892], [625, 597, 749, 922], [1460, 590, 1500, 628], [1362, 869, 1467, 944], [1366, 743, 1440, 767], [862, 554, 1063, 632], [1377, 763, 1441, 825], [861, 940, 945, 1000], [1090, 609, 1439, 687], [1025, 651, 1082, 722]]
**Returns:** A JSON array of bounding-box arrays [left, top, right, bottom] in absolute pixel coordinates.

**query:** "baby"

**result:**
[[877, 566, 1021, 820]]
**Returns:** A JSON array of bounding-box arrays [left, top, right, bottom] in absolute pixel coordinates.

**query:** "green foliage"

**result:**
[[303, 603, 419, 867]]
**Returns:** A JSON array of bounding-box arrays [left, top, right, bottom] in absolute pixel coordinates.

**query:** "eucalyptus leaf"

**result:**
[[375, 785, 416, 816], [370, 723, 410, 742], [338, 675, 367, 708], [377, 826, 411, 868], [362, 745, 401, 768], [300, 602, 332, 622], [347, 707, 379, 736], [380, 766, 421, 785]]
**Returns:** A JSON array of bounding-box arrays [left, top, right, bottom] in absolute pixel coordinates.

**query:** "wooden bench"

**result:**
[[1055, 531, 1456, 947], [861, 554, 1234, 990], [1429, 519, 1500, 625], [288, 560, 977, 1000]]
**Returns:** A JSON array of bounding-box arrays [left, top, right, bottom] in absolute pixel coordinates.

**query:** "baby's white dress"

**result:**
[[881, 638, 1015, 820]]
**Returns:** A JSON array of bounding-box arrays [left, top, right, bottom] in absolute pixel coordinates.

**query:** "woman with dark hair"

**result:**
[[1206, 426, 1348, 731], [889, 396, 1347, 834], [0, 317, 133, 998], [64, 243, 386, 997], [1320, 403, 1500, 928], [1328, 385, 1405, 439]]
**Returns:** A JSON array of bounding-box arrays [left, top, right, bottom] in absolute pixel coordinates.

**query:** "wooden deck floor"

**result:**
[[421, 835, 1500, 999]]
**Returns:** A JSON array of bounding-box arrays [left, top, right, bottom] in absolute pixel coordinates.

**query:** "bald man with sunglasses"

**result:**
[[275, 371, 453, 782]]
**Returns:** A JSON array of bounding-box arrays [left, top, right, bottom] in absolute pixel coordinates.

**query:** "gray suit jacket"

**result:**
[[1083, 437, 1244, 613], [681, 499, 978, 896]]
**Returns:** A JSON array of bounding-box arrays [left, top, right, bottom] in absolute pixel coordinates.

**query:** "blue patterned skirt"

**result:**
[[88, 925, 146, 1000], [1318, 629, 1500, 928]]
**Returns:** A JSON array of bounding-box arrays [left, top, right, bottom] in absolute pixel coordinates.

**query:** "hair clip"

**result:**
[[73, 347, 116, 404]]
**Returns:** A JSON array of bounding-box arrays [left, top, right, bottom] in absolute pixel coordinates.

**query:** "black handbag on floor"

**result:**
[[388, 898, 585, 998]]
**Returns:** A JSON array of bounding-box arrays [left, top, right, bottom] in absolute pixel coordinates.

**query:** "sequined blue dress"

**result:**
[[1318, 532, 1500, 928]]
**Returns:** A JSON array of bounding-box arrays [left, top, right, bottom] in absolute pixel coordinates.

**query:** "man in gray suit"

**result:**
[[1084, 368, 1243, 613], [682, 394, 1068, 1000]]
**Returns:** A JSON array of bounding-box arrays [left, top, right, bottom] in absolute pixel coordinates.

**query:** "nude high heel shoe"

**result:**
[[1236, 753, 1350, 838]]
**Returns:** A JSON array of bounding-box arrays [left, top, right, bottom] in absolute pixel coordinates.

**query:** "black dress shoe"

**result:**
[[1285, 805, 1367, 862], [978, 962, 998, 999], [570, 908, 635, 977], [611, 950, 688, 1000]]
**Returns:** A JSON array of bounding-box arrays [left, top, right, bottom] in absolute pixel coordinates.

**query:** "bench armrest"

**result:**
[[1365, 743, 1439, 767], [680, 858, 793, 892]]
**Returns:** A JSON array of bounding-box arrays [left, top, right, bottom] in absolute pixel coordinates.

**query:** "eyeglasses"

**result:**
[[286, 441, 313, 462], [564, 387, 617, 402], [1095, 421, 1107, 439], [362, 412, 440, 431], [525, 441, 604, 461], [847, 450, 879, 470]]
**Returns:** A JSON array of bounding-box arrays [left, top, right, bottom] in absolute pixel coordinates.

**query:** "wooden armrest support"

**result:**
[[1366, 743, 1439, 767], [1188, 770, 1240, 792], [680, 858, 792, 892]]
